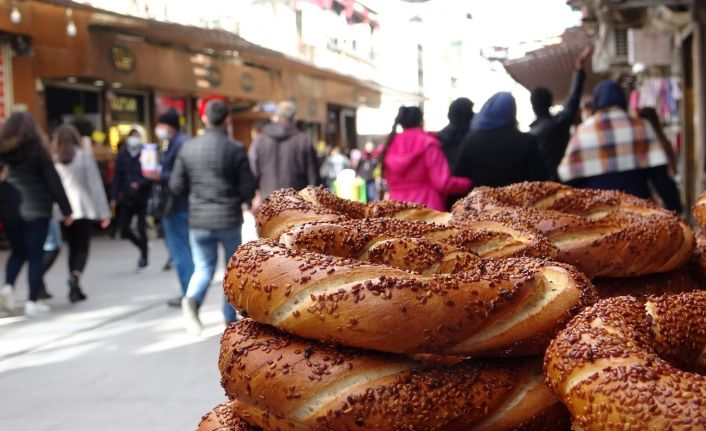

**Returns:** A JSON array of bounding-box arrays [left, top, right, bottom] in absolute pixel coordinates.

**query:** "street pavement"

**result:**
[[0, 213, 259, 430]]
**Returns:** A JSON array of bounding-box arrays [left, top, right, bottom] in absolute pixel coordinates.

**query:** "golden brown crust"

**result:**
[[453, 181, 694, 277], [197, 402, 260, 431], [253, 189, 348, 240], [255, 187, 451, 240], [691, 191, 706, 231], [544, 292, 706, 430], [280, 218, 557, 268], [593, 263, 705, 301], [219, 319, 569, 431], [279, 220, 480, 274], [225, 239, 596, 356]]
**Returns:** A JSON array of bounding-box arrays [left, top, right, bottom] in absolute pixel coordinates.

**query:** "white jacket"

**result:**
[[54, 149, 111, 220]]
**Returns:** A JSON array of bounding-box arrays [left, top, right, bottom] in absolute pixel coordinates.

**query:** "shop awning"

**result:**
[[36, 0, 381, 108], [501, 27, 607, 101]]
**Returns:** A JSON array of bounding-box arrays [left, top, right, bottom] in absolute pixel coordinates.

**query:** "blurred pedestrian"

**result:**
[[320, 146, 350, 189], [529, 46, 590, 181], [355, 141, 378, 202], [437, 97, 474, 209], [0, 112, 72, 316], [248, 101, 319, 200], [50, 124, 111, 303], [380, 106, 471, 211], [454, 92, 547, 187], [170, 100, 256, 335], [439, 97, 474, 169], [111, 129, 151, 272], [40, 216, 62, 300], [558, 80, 681, 212], [144, 108, 194, 308]]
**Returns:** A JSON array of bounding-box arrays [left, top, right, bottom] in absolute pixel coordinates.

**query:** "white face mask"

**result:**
[[155, 126, 170, 141], [126, 136, 142, 156]]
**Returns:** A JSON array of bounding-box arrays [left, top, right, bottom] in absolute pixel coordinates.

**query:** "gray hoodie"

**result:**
[[248, 122, 320, 198]]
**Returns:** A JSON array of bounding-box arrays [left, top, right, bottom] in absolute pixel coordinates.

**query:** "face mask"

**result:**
[[155, 126, 171, 141], [126, 136, 142, 157]]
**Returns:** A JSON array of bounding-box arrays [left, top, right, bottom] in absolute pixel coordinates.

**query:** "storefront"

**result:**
[[0, 0, 381, 151]]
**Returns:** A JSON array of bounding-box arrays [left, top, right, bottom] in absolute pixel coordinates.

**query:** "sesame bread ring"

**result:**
[[225, 240, 595, 356], [692, 191, 706, 231], [219, 319, 571, 431], [299, 185, 451, 224], [593, 264, 704, 301], [255, 187, 452, 240], [197, 402, 260, 431], [453, 181, 694, 277], [279, 218, 557, 270], [543, 291, 706, 430]]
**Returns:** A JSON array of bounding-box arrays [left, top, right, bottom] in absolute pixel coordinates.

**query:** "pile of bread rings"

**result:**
[[197, 181, 706, 431]]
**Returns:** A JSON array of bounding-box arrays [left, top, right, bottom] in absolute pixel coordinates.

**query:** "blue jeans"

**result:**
[[186, 227, 241, 323], [162, 210, 194, 295], [4, 218, 49, 301], [365, 180, 377, 202]]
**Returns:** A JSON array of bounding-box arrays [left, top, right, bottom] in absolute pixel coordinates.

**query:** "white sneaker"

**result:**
[[181, 297, 203, 336], [24, 300, 50, 317], [0, 284, 14, 311]]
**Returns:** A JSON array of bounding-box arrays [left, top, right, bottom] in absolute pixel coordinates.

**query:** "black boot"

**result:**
[[68, 274, 87, 303], [38, 282, 52, 300]]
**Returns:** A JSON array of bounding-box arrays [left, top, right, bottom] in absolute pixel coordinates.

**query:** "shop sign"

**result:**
[[110, 46, 136, 73], [204, 65, 223, 88], [110, 94, 141, 122], [240, 72, 255, 93]]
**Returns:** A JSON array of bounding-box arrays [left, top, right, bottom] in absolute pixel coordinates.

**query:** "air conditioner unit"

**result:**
[[592, 25, 630, 72]]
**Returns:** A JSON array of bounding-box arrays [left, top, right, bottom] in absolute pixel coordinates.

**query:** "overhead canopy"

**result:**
[[501, 27, 607, 102]]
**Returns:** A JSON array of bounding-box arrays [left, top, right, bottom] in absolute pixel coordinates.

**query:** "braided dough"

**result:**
[[219, 319, 570, 431], [198, 402, 259, 431], [593, 264, 704, 301], [225, 239, 595, 356], [544, 291, 706, 430], [692, 191, 706, 231], [280, 218, 557, 267], [453, 182, 694, 277], [255, 187, 451, 240]]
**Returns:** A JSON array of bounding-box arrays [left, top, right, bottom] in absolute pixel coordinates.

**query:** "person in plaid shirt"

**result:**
[[558, 80, 682, 212]]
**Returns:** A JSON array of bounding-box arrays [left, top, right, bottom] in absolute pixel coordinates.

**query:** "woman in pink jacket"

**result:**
[[380, 106, 471, 211]]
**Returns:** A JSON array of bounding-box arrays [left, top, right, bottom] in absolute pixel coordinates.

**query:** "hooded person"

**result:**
[[379, 106, 471, 211], [453, 92, 547, 187], [558, 80, 682, 212], [438, 97, 474, 169], [437, 98, 474, 210], [248, 101, 320, 199]]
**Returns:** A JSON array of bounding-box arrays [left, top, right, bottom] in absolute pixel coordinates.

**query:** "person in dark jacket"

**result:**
[[453, 92, 547, 188], [248, 101, 319, 199], [146, 108, 193, 308], [170, 100, 256, 334], [0, 112, 72, 317], [558, 80, 682, 212], [111, 128, 151, 272], [438, 97, 474, 168], [529, 47, 590, 181], [437, 97, 474, 209]]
